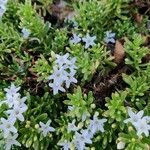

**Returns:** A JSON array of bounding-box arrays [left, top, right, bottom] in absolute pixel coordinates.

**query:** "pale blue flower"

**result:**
[[0, 5, 6, 17], [124, 107, 144, 124], [4, 83, 20, 95], [39, 120, 55, 137], [89, 115, 107, 134], [124, 107, 150, 137], [58, 140, 72, 150], [0, 0, 8, 5], [6, 104, 27, 122], [82, 33, 96, 49], [0, 0, 8, 18], [70, 33, 81, 44], [0, 117, 17, 138], [48, 53, 77, 95], [67, 119, 79, 132], [5, 133, 21, 150], [104, 31, 116, 43], [73, 131, 92, 150], [49, 82, 66, 95], [21, 28, 31, 39], [134, 118, 150, 137], [55, 53, 70, 67]]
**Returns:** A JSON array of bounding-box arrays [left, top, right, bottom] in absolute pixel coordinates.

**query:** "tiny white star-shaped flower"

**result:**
[[67, 119, 79, 132], [64, 57, 77, 71], [13, 96, 28, 110], [124, 108, 144, 124], [5, 93, 20, 108], [82, 33, 96, 49], [5, 133, 21, 150], [48, 67, 68, 85], [21, 28, 31, 39], [55, 53, 70, 67], [65, 72, 77, 88], [73, 131, 92, 150], [39, 120, 55, 137], [0, 4, 6, 17], [6, 104, 27, 122], [104, 31, 116, 43], [4, 83, 20, 96], [0, 117, 17, 138], [0, 0, 8, 5], [134, 118, 150, 137], [80, 129, 94, 140], [49, 82, 66, 95], [58, 140, 72, 150], [70, 33, 81, 44], [89, 115, 107, 134]]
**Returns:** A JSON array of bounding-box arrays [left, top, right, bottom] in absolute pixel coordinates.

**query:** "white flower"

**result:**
[[39, 120, 55, 137], [80, 129, 93, 140], [55, 53, 70, 67], [0, 4, 6, 17], [5, 133, 21, 150], [48, 53, 77, 95], [67, 119, 79, 132], [104, 31, 116, 43], [73, 132, 92, 150], [134, 118, 150, 137], [22, 28, 31, 39], [4, 83, 20, 96], [64, 57, 77, 72], [49, 82, 66, 95], [82, 33, 96, 49], [0, 0, 8, 5], [48, 67, 68, 85], [0, 118, 17, 138], [58, 140, 71, 150], [5, 94, 20, 108], [13, 96, 28, 109], [65, 72, 77, 88], [117, 141, 125, 149], [124, 108, 144, 124], [70, 33, 81, 44], [89, 115, 107, 134], [6, 104, 27, 122]]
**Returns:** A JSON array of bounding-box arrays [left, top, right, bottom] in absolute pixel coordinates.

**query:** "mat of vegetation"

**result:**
[[0, 0, 150, 150]]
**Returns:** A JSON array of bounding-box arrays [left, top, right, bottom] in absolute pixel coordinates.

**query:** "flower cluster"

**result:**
[[70, 33, 96, 49], [48, 53, 77, 95], [124, 107, 150, 137], [0, 83, 28, 150], [58, 115, 107, 150], [0, 0, 8, 18]]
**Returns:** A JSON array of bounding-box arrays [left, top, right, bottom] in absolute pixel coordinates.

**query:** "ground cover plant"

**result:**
[[0, 0, 150, 149]]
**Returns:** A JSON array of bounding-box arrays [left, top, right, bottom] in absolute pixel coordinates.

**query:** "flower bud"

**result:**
[[78, 122, 84, 129], [111, 123, 117, 128], [90, 104, 96, 109], [94, 111, 99, 117], [117, 141, 125, 149], [35, 124, 39, 129], [128, 126, 134, 132], [26, 121, 31, 125], [25, 124, 30, 128]]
